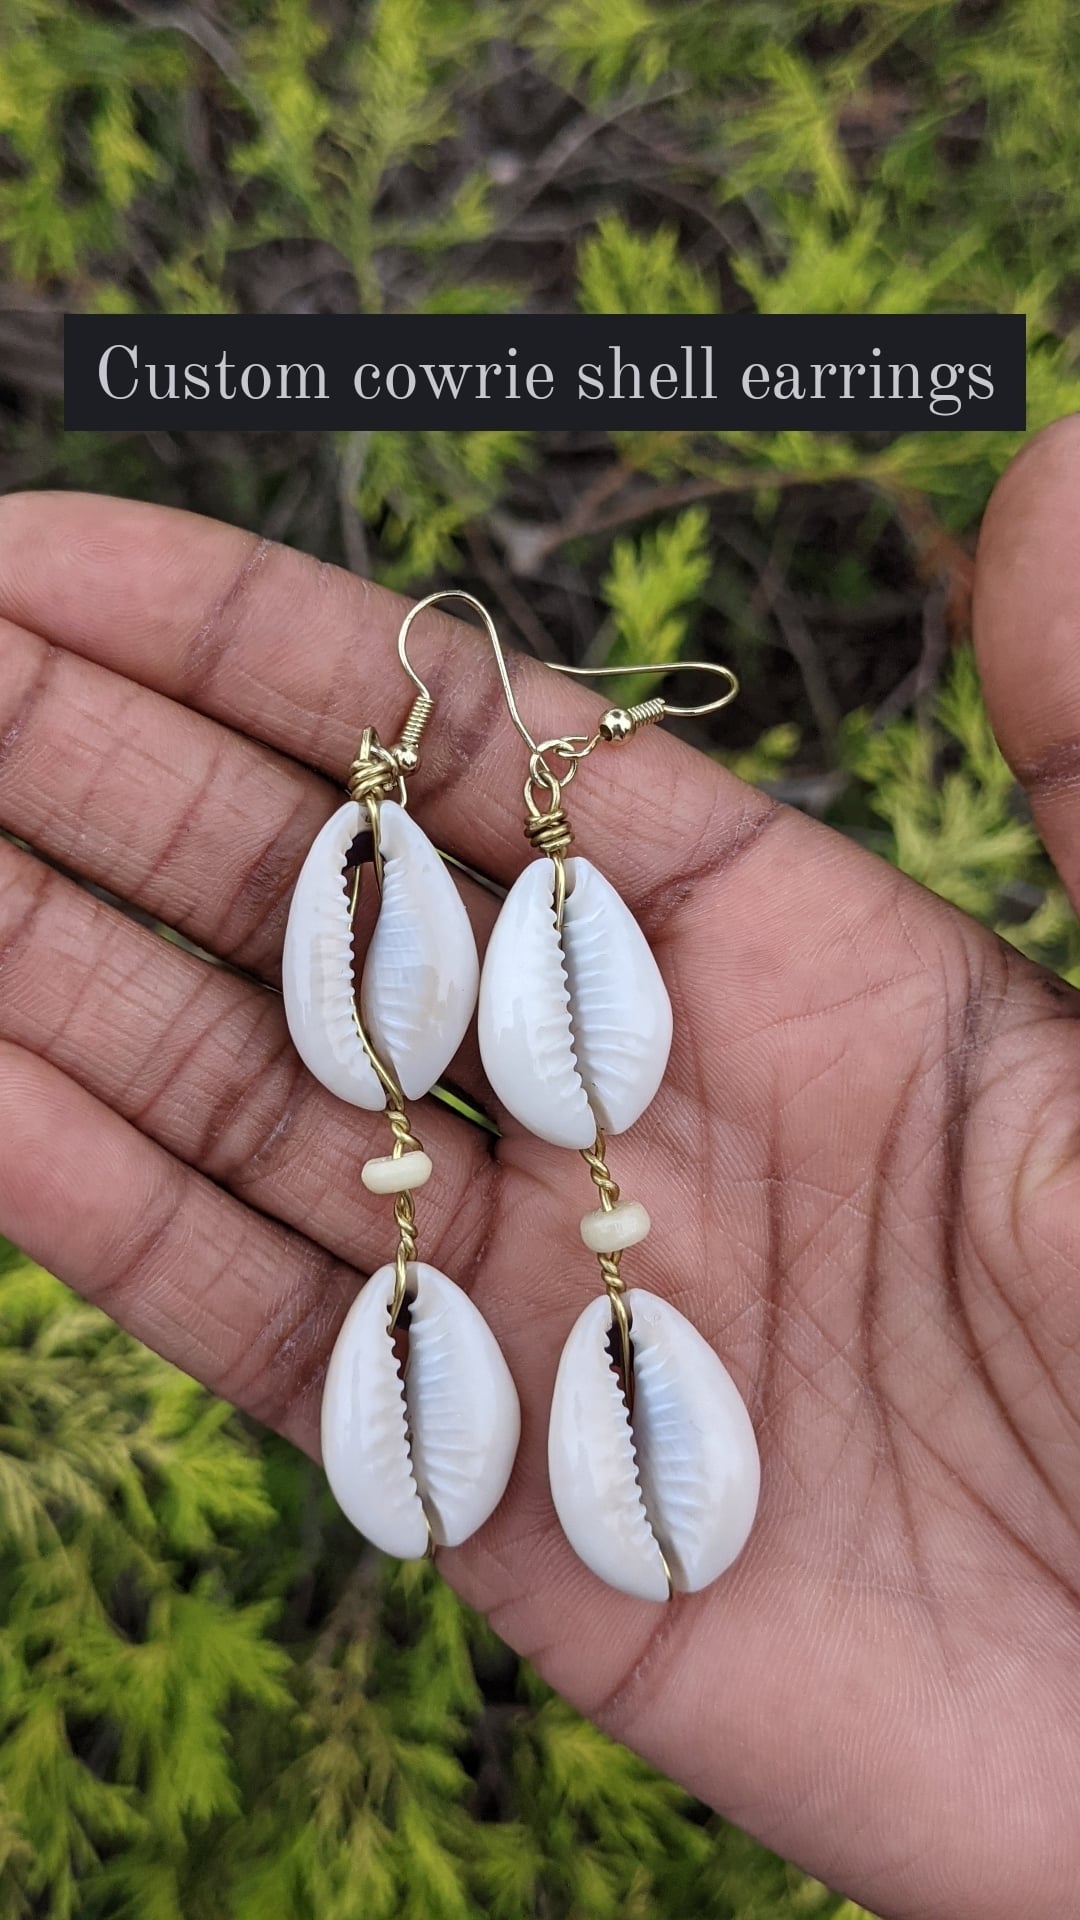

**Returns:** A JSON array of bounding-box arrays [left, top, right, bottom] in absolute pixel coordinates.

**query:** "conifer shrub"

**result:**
[[1, 1, 1077, 1911]]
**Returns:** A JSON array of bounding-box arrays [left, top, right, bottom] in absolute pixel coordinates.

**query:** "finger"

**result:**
[[974, 413, 1080, 911], [0, 1038, 355, 1452], [0, 608, 499, 1017], [0, 490, 774, 918], [0, 836, 495, 1281]]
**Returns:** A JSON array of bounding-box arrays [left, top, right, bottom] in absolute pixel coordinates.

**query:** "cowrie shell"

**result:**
[[321, 1262, 520, 1558], [547, 1289, 759, 1602], [478, 856, 672, 1149], [283, 800, 478, 1107]]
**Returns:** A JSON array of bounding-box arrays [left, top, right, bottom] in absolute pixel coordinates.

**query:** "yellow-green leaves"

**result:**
[[228, 0, 333, 211], [357, 428, 532, 585], [530, 0, 674, 102], [841, 650, 1080, 979], [0, 1249, 285, 1910], [0, 4, 185, 282], [724, 46, 856, 217], [578, 214, 719, 316], [600, 504, 713, 701]]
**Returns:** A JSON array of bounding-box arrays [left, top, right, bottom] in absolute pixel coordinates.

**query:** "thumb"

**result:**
[[974, 414, 1080, 915]]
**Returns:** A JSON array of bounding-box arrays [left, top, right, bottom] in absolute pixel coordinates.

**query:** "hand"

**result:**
[[1, 431, 1078, 1920]]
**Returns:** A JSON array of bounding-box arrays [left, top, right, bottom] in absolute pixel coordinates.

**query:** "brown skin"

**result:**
[[0, 423, 1078, 1918]]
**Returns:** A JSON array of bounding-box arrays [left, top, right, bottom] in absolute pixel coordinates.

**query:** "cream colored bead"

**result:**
[[361, 1150, 433, 1194], [579, 1199, 651, 1254]]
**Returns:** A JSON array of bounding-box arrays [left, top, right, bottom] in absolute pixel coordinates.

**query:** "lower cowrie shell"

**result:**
[[283, 800, 478, 1109], [547, 1288, 759, 1603], [321, 1261, 520, 1558], [478, 855, 672, 1150]]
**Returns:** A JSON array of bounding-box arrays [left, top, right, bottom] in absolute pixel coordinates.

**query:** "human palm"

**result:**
[[1, 432, 1079, 1920]]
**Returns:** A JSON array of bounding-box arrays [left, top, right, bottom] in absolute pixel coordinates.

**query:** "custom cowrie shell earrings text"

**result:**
[[282, 602, 519, 1559], [399, 606, 760, 1603]]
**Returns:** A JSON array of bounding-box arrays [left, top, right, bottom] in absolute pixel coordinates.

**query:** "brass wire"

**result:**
[[346, 755, 395, 803], [363, 792, 384, 892], [581, 1140, 672, 1597], [550, 659, 739, 720], [346, 726, 405, 831], [397, 690, 434, 759], [343, 742, 426, 1334], [524, 805, 573, 927], [621, 694, 666, 731], [580, 1132, 633, 1401], [523, 806, 574, 858], [551, 854, 568, 931]]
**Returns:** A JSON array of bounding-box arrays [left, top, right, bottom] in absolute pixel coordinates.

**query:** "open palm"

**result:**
[[1, 431, 1079, 1920]]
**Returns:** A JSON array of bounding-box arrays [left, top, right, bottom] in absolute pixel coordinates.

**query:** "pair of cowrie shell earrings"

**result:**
[[282, 591, 760, 1603]]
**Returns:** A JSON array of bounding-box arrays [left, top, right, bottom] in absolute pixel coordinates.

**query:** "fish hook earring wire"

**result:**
[[399, 604, 760, 1604], [281, 597, 520, 1564]]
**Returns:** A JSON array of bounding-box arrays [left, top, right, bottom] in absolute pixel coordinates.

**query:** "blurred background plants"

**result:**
[[1, 0, 1078, 1913]]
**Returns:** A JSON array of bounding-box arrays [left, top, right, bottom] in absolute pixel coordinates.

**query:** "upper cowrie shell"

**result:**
[[547, 1288, 760, 1602], [321, 1261, 520, 1557], [478, 856, 672, 1149], [283, 799, 478, 1107]]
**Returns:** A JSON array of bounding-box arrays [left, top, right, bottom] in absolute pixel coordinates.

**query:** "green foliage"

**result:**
[[0, 0, 186, 280], [2, 1, 1078, 1913], [529, 0, 674, 103], [837, 650, 1080, 982], [578, 215, 719, 316], [228, 0, 334, 212], [226, 0, 496, 308], [0, 1245, 875, 1918], [728, 723, 801, 789], [600, 504, 713, 700], [358, 428, 533, 585], [0, 1247, 285, 1917]]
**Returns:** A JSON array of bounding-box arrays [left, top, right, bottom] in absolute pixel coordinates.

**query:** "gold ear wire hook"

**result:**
[[396, 594, 738, 759], [547, 658, 739, 741], [396, 588, 541, 758]]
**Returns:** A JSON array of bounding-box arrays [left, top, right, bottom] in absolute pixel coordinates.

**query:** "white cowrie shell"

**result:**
[[478, 856, 672, 1149], [322, 1261, 520, 1558], [283, 799, 478, 1107], [547, 1288, 760, 1602]]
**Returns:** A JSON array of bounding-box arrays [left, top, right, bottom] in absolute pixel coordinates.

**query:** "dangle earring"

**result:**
[[459, 630, 761, 1604], [282, 593, 520, 1561]]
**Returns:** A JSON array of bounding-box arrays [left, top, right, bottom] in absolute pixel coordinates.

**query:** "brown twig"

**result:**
[[338, 431, 372, 580], [463, 522, 567, 663], [726, 519, 843, 753], [495, 469, 817, 573], [893, 489, 976, 635]]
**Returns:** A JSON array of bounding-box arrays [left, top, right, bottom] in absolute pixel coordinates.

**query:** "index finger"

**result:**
[[0, 490, 773, 914]]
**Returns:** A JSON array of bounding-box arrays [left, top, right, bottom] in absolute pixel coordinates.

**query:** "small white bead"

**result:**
[[579, 1200, 651, 1254], [361, 1150, 433, 1194]]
